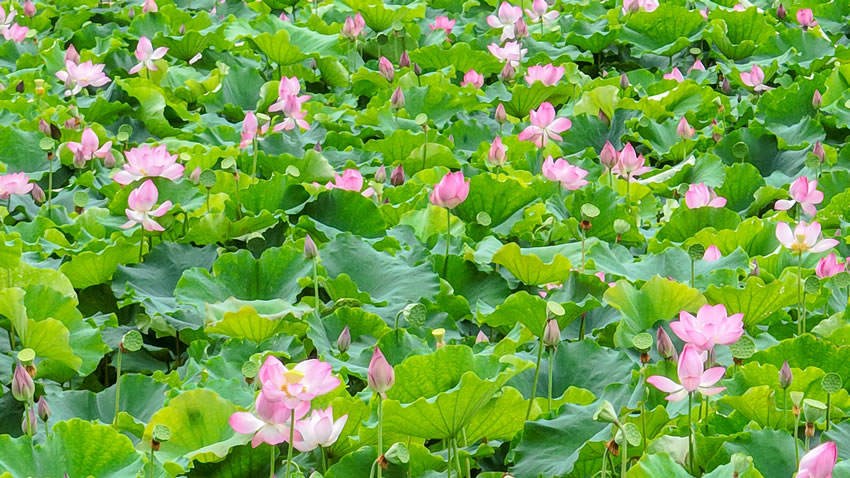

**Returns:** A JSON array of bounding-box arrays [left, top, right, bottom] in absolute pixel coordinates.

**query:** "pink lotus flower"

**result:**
[[66, 128, 112, 168], [378, 56, 394, 82], [688, 59, 706, 73], [487, 2, 524, 41], [270, 76, 311, 111], [537, 282, 562, 298], [229, 393, 301, 448], [461, 69, 484, 88], [0, 6, 27, 42], [488, 137, 507, 166], [430, 16, 456, 38], [613, 143, 650, 179], [324, 169, 376, 198], [259, 356, 340, 409], [740, 64, 768, 92], [775, 176, 822, 216], [488, 41, 527, 68], [0, 173, 33, 200], [797, 442, 837, 478], [114, 144, 184, 185], [65, 45, 80, 65], [55, 60, 111, 96], [542, 156, 588, 190], [796, 8, 817, 28], [128, 36, 168, 75], [524, 63, 564, 86], [240, 111, 269, 149], [293, 406, 348, 452], [121, 180, 172, 232], [703, 245, 722, 261], [271, 95, 310, 132], [342, 13, 365, 40], [518, 102, 571, 148], [430, 171, 470, 209], [600, 141, 618, 170], [23, 0, 35, 17], [670, 303, 744, 352], [776, 221, 839, 253], [663, 67, 684, 82], [677, 117, 695, 139], [622, 0, 659, 14], [526, 0, 559, 24], [368, 347, 395, 397], [647, 344, 726, 401], [816, 253, 846, 279], [142, 0, 158, 12], [685, 183, 726, 209], [732, 3, 746, 11]]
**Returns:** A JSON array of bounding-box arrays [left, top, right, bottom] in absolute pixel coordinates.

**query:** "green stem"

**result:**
[[620, 425, 628, 478], [601, 446, 608, 478], [378, 394, 383, 478], [47, 153, 53, 212], [626, 176, 631, 212], [580, 229, 586, 273], [641, 402, 648, 456], [690, 259, 695, 288], [251, 137, 259, 182], [139, 229, 145, 263], [827, 393, 832, 431], [313, 259, 320, 320], [113, 349, 123, 426], [150, 447, 156, 478], [443, 209, 450, 277], [547, 348, 554, 414], [270, 443, 276, 478], [446, 438, 452, 478], [688, 392, 695, 475], [321, 447, 328, 473], [579, 314, 585, 341], [525, 330, 545, 421], [461, 428, 471, 478], [206, 188, 210, 213], [783, 389, 787, 430], [608, 168, 613, 190], [798, 252, 803, 335], [9, 326, 14, 351], [24, 401, 31, 436], [453, 437, 463, 476], [794, 415, 800, 467], [285, 409, 295, 478]]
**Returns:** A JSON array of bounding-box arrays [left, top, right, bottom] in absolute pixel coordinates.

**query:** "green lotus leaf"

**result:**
[[408, 42, 503, 76], [704, 271, 798, 327], [307, 306, 391, 375], [563, 17, 619, 53], [58, 238, 140, 289], [656, 206, 742, 243], [619, 5, 705, 57], [204, 304, 308, 343], [47, 373, 168, 428], [750, 334, 850, 391], [703, 430, 797, 478], [252, 30, 307, 66], [715, 163, 766, 213], [491, 243, 577, 286], [301, 189, 388, 238], [454, 173, 537, 230], [627, 452, 691, 477], [505, 82, 576, 119], [705, 8, 775, 60]]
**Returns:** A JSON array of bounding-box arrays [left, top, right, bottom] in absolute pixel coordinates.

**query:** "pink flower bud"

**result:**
[[368, 346, 395, 395], [779, 360, 793, 388], [721, 76, 731, 93], [413, 63, 422, 76], [813, 141, 825, 163], [797, 442, 837, 478], [515, 18, 528, 38], [620, 73, 629, 89], [39, 119, 51, 136], [487, 137, 507, 166], [598, 109, 610, 126], [475, 330, 489, 343], [656, 327, 676, 360], [399, 51, 411, 68], [543, 318, 560, 348], [378, 57, 394, 82], [812, 89, 823, 109], [391, 87, 405, 110], [12, 362, 34, 402], [777, 3, 786, 18], [31, 183, 45, 204], [103, 151, 116, 168], [304, 234, 318, 259], [500, 62, 515, 82], [23, 0, 36, 17], [22, 407, 37, 436], [390, 164, 405, 186], [336, 325, 351, 353], [190, 166, 202, 185], [600, 141, 618, 169], [495, 103, 507, 124], [37, 396, 50, 422], [677, 117, 695, 139], [374, 165, 386, 183]]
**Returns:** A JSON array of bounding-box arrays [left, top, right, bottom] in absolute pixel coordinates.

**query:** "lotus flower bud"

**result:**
[[399, 51, 411, 68], [750, 258, 760, 276], [102, 151, 116, 168], [500, 62, 515, 82], [336, 325, 351, 353], [413, 63, 422, 76], [374, 165, 386, 183], [432, 328, 446, 348], [813, 141, 825, 163], [721, 76, 731, 94], [777, 3, 786, 19], [495, 103, 507, 124], [620, 73, 629, 90], [190, 167, 202, 185], [390, 164, 405, 186], [656, 327, 676, 360], [314, 142, 322, 152], [598, 109, 610, 126], [12, 362, 34, 402], [542, 318, 560, 348], [812, 89, 823, 109], [37, 396, 50, 422], [304, 234, 318, 259], [38, 119, 51, 136], [23, 0, 36, 17], [378, 57, 394, 82], [515, 18, 528, 38], [22, 407, 37, 436], [475, 330, 489, 343], [711, 119, 722, 142], [677, 117, 695, 139], [779, 360, 793, 389], [30, 183, 45, 204], [599, 141, 618, 169], [391, 87, 405, 110], [487, 137, 507, 166], [368, 346, 395, 395]]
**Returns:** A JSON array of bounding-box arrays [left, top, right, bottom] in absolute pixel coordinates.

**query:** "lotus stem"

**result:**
[[377, 394, 383, 478], [443, 209, 451, 277], [620, 423, 628, 478], [580, 228, 586, 273], [827, 393, 831, 431], [797, 252, 803, 334], [313, 259, 320, 320], [688, 392, 695, 475], [795, 414, 800, 467], [547, 347, 554, 413], [783, 389, 787, 430], [285, 408, 295, 478], [601, 446, 608, 478], [525, 327, 545, 421], [113, 347, 123, 426], [24, 401, 32, 436], [150, 446, 156, 478], [321, 447, 328, 473], [461, 428, 471, 478], [269, 444, 275, 478], [251, 137, 259, 182]]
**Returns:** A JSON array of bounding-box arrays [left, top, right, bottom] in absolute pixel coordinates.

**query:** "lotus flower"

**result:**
[[613, 143, 650, 179], [663, 67, 684, 82], [775, 176, 822, 216], [487, 2, 523, 41], [129, 36, 168, 74], [600, 141, 618, 170], [240, 111, 269, 149], [776, 221, 839, 254], [487, 41, 527, 68], [647, 344, 727, 401], [0, 6, 27, 42], [293, 407, 348, 452], [740, 64, 768, 92], [368, 347, 395, 396], [677, 117, 695, 139], [342, 13, 365, 40], [429, 16, 456, 38], [461, 69, 484, 88], [378, 56, 394, 82], [114, 144, 184, 185], [271, 94, 310, 132], [488, 137, 507, 166], [430, 171, 470, 209], [55, 60, 111, 96], [816, 253, 845, 279], [65, 45, 80, 65], [121, 180, 172, 232], [269, 76, 311, 112], [229, 393, 301, 448], [622, 0, 659, 14], [797, 442, 837, 478], [66, 128, 112, 167], [670, 304, 744, 352], [518, 102, 571, 148], [0, 173, 34, 200], [524, 63, 564, 86], [542, 156, 588, 190], [703, 245, 722, 261], [142, 0, 158, 13], [525, 0, 559, 24], [796, 8, 817, 28], [259, 356, 340, 409], [688, 59, 706, 73], [324, 169, 375, 198], [685, 183, 726, 209], [11, 362, 34, 402]]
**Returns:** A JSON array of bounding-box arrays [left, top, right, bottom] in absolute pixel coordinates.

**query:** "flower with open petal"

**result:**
[[461, 69, 484, 88], [740, 64, 768, 92], [114, 144, 184, 185], [775, 176, 822, 216], [121, 180, 172, 232], [647, 344, 727, 401], [429, 16, 455, 37], [816, 253, 845, 279], [685, 183, 726, 209], [55, 60, 111, 96], [518, 102, 571, 148], [613, 143, 650, 179], [487, 2, 523, 41], [229, 393, 302, 448], [669, 303, 744, 352], [325, 169, 375, 198], [524, 63, 564, 87], [239, 111, 269, 149], [776, 221, 839, 254], [293, 406, 348, 452], [0, 173, 33, 200], [129, 36, 168, 74], [430, 171, 470, 209], [259, 356, 340, 410], [796, 8, 817, 28], [663, 67, 684, 82], [487, 41, 527, 68], [525, 0, 559, 24], [797, 442, 837, 478], [66, 128, 112, 167], [542, 156, 588, 190]]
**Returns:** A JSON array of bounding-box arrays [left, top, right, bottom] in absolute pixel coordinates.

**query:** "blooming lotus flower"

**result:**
[[775, 176, 822, 216], [488, 41, 527, 68], [461, 69, 484, 88], [429, 16, 456, 38], [740, 64, 768, 92], [816, 253, 846, 279], [121, 180, 172, 232], [430, 171, 470, 209], [797, 442, 837, 478], [776, 221, 839, 254], [229, 393, 301, 448], [622, 0, 659, 14], [0, 7, 27, 42], [55, 60, 111, 96], [518, 102, 571, 148], [142, 0, 158, 13], [368, 347, 395, 397], [796, 8, 817, 28], [647, 344, 727, 401], [685, 183, 726, 209], [670, 304, 744, 352], [542, 156, 588, 190], [240, 111, 269, 149], [114, 144, 184, 185], [677, 117, 695, 139], [688, 59, 706, 73], [324, 169, 376, 198], [663, 67, 684, 82], [0, 173, 33, 200], [271, 95, 310, 132], [613, 143, 650, 179], [269, 76, 311, 112], [342, 13, 365, 40], [487, 2, 523, 41], [66, 128, 112, 168], [129, 36, 168, 75], [259, 356, 340, 409], [524, 63, 564, 87], [293, 407, 348, 452], [488, 137, 507, 166], [525, 0, 559, 24], [703, 245, 722, 261]]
